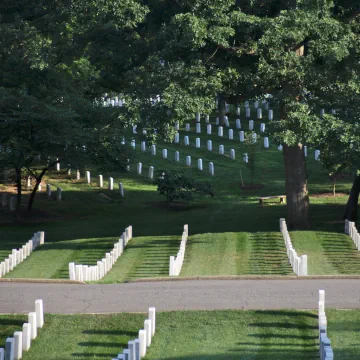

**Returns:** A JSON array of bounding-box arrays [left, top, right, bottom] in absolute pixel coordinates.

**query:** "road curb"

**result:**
[[126, 275, 360, 283], [0, 278, 85, 284]]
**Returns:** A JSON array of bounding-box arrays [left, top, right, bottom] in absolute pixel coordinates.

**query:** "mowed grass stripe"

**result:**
[[99, 236, 180, 283], [181, 232, 293, 276], [291, 231, 360, 275]]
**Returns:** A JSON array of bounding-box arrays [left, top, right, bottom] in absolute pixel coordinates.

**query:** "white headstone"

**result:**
[[196, 123, 201, 133], [144, 320, 152, 347], [108, 177, 114, 190], [224, 116, 229, 127], [162, 149, 168, 159], [254, 100, 259, 109], [196, 113, 201, 122], [131, 140, 135, 149], [137, 163, 142, 175], [76, 169, 80, 180], [174, 133, 179, 143], [331, 109, 336, 115], [205, 115, 210, 123], [209, 162, 214, 176], [151, 145, 156, 155], [35, 299, 44, 328], [218, 126, 223, 137], [184, 136, 189, 146], [240, 131, 245, 142], [236, 106, 240, 116], [320, 109, 325, 116], [252, 133, 257, 143], [219, 145, 224, 155], [5, 338, 14, 360], [56, 187, 62, 201], [268, 109, 273, 120], [0, 348, 4, 360], [236, 119, 241, 129], [148, 308, 156, 335], [175, 151, 180, 162], [246, 108, 250, 118], [264, 137, 269, 148], [243, 153, 249, 163], [13, 332, 22, 360], [28, 312, 37, 340], [260, 123, 265, 133], [315, 150, 320, 161], [86, 171, 91, 184], [99, 175, 103, 188], [185, 123, 190, 131], [249, 120, 254, 131], [186, 156, 191, 166], [119, 183, 124, 197], [278, 145, 283, 151], [141, 141, 146, 151], [229, 129, 233, 140], [56, 161, 60, 172], [245, 101, 249, 108], [148, 166, 154, 179], [139, 330, 147, 357], [257, 108, 262, 119], [22, 323, 31, 352], [198, 159, 203, 171], [207, 140, 212, 151], [230, 149, 235, 160], [46, 184, 51, 197], [207, 124, 212, 135], [196, 138, 200, 148]]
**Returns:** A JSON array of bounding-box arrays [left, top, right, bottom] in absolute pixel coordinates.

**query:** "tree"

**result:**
[[108, 0, 360, 229]]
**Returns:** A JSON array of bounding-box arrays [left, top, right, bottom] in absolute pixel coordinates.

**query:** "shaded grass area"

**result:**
[[181, 232, 293, 276], [2, 237, 118, 279], [290, 231, 360, 275], [0, 311, 319, 360]]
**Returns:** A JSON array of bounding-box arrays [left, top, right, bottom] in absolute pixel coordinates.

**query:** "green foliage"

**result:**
[[154, 169, 213, 204]]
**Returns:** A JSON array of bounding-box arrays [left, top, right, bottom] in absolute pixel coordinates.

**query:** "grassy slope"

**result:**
[[0, 310, 358, 359], [0, 104, 356, 279]]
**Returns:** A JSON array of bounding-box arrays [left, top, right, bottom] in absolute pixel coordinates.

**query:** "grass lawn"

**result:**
[[0, 309, 358, 359], [0, 104, 357, 279]]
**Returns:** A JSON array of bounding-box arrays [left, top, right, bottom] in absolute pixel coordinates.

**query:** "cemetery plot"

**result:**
[[2, 309, 359, 359]]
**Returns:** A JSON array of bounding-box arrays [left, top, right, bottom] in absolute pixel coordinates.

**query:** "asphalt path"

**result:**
[[1, 279, 360, 314]]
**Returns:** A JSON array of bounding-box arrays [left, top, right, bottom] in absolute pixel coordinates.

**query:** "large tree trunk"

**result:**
[[283, 144, 310, 229], [27, 168, 47, 211], [218, 94, 226, 125], [343, 174, 360, 222]]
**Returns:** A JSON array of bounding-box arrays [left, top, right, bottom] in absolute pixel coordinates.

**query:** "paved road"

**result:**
[[1, 279, 360, 314]]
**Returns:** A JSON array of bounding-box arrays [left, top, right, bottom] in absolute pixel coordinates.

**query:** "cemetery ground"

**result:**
[[1, 106, 360, 280], [0, 309, 360, 359]]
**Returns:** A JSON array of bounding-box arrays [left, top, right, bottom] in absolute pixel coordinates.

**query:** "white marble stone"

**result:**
[[205, 115, 210, 123], [230, 149, 235, 160], [218, 126, 223, 137], [196, 138, 200, 148], [243, 153, 249, 163], [207, 140, 212, 151], [162, 149, 167, 159], [28, 313, 37, 340], [22, 324, 31, 352], [148, 308, 156, 335], [13, 332, 22, 360], [184, 136, 189, 146], [207, 124, 212, 135], [198, 159, 203, 171], [319, 289, 325, 303], [144, 320, 152, 347], [228, 129, 233, 140], [252, 133, 257, 143], [128, 340, 135, 360], [246, 108, 250, 118], [0, 348, 4, 360], [304, 146, 307, 157], [76, 169, 80, 180], [139, 330, 147, 357], [278, 145, 283, 151], [85, 171, 90, 184], [236, 106, 240, 116], [245, 101, 249, 108], [175, 121, 180, 130], [236, 119, 241, 129], [175, 151, 180, 162], [46, 184, 51, 197], [174, 133, 179, 143], [224, 116, 229, 127], [254, 100, 259, 109], [186, 156, 191, 166], [268, 110, 273, 120], [264, 137, 269, 148], [35, 300, 44, 328], [260, 123, 265, 133], [196, 123, 201, 133], [109, 177, 114, 190], [141, 141, 146, 152], [5, 338, 14, 360], [131, 140, 135, 149], [98, 175, 103, 188], [240, 131, 245, 142], [320, 109, 325, 116], [151, 145, 156, 155], [185, 123, 190, 131], [249, 120, 254, 131], [257, 108, 262, 119], [148, 166, 154, 179], [56, 187, 62, 201], [315, 150, 321, 161], [219, 145, 224, 155], [196, 113, 201, 122], [119, 183, 124, 197], [209, 162, 214, 176], [137, 163, 142, 175]]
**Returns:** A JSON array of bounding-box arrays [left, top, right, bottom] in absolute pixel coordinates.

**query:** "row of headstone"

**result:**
[[169, 225, 189, 276], [0, 232, 45, 278], [280, 218, 308, 276], [1, 193, 17, 212], [84, 172, 125, 196], [184, 120, 269, 133], [103, 96, 125, 108], [0, 299, 44, 360], [112, 307, 156, 360], [45, 185, 62, 201], [344, 220, 360, 250], [318, 290, 334, 360], [68, 226, 132, 282]]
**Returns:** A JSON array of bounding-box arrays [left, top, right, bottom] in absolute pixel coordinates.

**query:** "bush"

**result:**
[[154, 169, 214, 203]]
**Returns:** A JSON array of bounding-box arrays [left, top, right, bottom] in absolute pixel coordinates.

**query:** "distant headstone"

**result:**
[[46, 184, 51, 197], [196, 113, 201, 122], [219, 145, 224, 155], [56, 187, 62, 201], [175, 151, 180, 162], [186, 156, 191, 167], [86, 171, 91, 184], [162, 149, 168, 159], [246, 108, 250, 118], [268, 110, 273, 120], [196, 123, 201, 133], [252, 133, 257, 143], [218, 126, 223, 137], [137, 163, 142, 175], [76, 169, 80, 180], [278, 145, 283, 151], [175, 121, 180, 131], [254, 101, 259, 109], [260, 123, 265, 133], [149, 166, 154, 179], [99, 175, 103, 188], [243, 153, 249, 163], [240, 131, 245, 142], [108, 177, 114, 190], [236, 106, 240, 116], [209, 162, 214, 176], [185, 123, 190, 131], [205, 115, 210, 123], [264, 137, 269, 148], [304, 146, 307, 157], [196, 138, 201, 148], [249, 120, 254, 130], [230, 149, 235, 160], [131, 140, 135, 149], [257, 108, 262, 119], [184, 136, 190, 146], [229, 129, 233, 140], [216, 117, 219, 125], [207, 124, 212, 135], [236, 119, 241, 129], [315, 150, 321, 161], [119, 183, 124, 197], [151, 145, 156, 155], [198, 159, 203, 171], [174, 133, 180, 143], [207, 140, 212, 151]]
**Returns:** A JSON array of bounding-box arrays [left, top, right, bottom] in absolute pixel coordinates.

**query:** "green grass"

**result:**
[[290, 231, 360, 275], [0, 310, 359, 359], [0, 105, 356, 279]]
